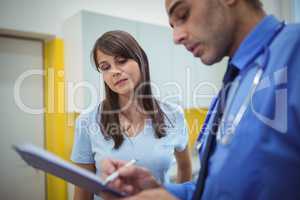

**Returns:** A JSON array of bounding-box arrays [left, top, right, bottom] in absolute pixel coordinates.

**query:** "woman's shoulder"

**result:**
[[75, 103, 101, 124], [74, 103, 111, 143], [157, 101, 185, 125], [157, 101, 188, 145], [158, 101, 184, 116]]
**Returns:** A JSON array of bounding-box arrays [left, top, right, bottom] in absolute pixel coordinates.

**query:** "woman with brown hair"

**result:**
[[71, 30, 192, 200]]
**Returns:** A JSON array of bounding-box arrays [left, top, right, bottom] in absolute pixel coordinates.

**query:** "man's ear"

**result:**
[[219, 0, 238, 7]]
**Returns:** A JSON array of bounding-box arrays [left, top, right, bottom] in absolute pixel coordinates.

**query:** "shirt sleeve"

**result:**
[[71, 115, 95, 164], [164, 181, 196, 200], [174, 107, 189, 152]]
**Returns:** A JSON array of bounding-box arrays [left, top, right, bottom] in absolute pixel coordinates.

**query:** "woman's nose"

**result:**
[[110, 65, 122, 77]]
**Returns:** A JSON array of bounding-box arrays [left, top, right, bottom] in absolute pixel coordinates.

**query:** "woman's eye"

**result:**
[[116, 57, 127, 64], [99, 64, 110, 71]]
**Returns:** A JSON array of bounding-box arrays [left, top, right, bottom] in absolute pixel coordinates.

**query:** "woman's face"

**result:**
[[96, 50, 142, 96]]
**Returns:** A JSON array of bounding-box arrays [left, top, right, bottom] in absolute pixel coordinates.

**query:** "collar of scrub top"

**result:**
[[196, 15, 285, 153], [230, 15, 284, 72]]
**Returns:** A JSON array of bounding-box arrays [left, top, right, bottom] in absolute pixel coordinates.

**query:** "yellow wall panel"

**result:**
[[184, 108, 208, 149], [44, 38, 68, 200]]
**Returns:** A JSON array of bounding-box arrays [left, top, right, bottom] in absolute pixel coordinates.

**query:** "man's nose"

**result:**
[[173, 27, 188, 44]]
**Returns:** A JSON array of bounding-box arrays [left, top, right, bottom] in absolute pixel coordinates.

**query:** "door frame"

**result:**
[[0, 31, 68, 200]]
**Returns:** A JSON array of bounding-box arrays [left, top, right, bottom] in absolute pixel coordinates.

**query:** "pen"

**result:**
[[103, 159, 137, 185]]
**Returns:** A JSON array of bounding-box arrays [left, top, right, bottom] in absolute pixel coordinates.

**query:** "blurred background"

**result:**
[[0, 0, 299, 199]]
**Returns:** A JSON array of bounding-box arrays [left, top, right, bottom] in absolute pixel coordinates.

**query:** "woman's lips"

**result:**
[[114, 78, 128, 86]]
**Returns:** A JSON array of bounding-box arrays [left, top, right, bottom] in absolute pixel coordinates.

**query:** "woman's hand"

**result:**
[[175, 146, 192, 183], [73, 163, 96, 200]]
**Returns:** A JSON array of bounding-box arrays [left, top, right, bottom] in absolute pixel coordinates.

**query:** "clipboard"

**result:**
[[13, 144, 127, 197]]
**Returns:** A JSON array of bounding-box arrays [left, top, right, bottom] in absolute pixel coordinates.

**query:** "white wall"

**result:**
[[0, 0, 168, 37], [295, 0, 300, 22], [0, 0, 294, 37]]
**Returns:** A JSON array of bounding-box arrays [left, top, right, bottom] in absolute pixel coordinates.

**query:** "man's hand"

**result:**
[[100, 159, 160, 195], [121, 188, 178, 200], [100, 188, 178, 200]]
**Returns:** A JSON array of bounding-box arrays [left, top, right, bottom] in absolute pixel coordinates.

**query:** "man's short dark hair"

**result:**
[[246, 0, 263, 9]]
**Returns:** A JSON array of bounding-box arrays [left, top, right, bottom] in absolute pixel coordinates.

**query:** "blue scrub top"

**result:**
[[166, 15, 300, 200]]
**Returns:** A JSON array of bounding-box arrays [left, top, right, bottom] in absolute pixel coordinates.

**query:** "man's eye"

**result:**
[[173, 7, 189, 25], [177, 11, 188, 21]]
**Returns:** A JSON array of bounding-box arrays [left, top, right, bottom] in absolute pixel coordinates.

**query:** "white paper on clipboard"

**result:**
[[13, 144, 126, 197]]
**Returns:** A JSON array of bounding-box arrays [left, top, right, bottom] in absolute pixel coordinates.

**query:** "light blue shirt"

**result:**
[[71, 102, 189, 199], [166, 15, 300, 200]]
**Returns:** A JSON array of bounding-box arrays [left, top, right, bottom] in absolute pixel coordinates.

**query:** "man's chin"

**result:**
[[198, 52, 223, 66], [199, 56, 216, 66]]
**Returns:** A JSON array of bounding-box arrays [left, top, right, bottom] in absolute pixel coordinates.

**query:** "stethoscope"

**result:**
[[196, 21, 286, 156]]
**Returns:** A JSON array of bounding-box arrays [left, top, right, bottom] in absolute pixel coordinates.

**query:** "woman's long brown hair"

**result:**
[[92, 30, 167, 149]]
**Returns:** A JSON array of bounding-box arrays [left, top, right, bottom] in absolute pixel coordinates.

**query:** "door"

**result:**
[[0, 36, 45, 199]]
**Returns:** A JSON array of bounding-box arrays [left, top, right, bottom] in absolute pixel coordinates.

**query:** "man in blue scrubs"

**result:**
[[100, 0, 300, 199]]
